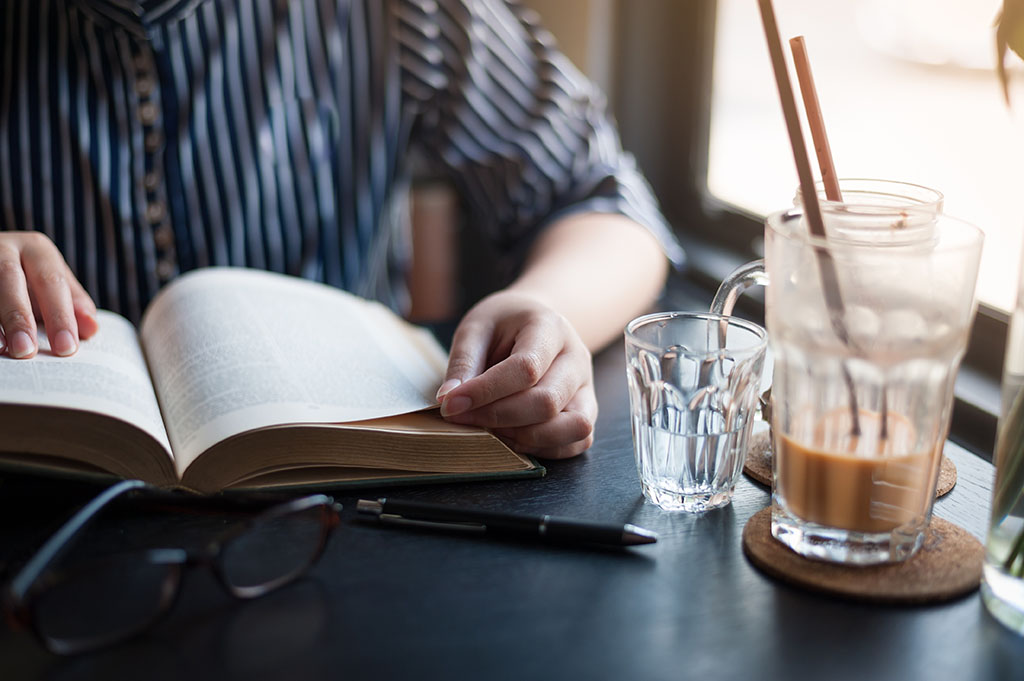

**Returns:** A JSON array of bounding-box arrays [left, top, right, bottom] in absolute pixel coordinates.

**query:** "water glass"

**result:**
[[625, 312, 767, 512]]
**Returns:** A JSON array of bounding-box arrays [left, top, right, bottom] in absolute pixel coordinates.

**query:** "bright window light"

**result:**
[[709, 0, 1024, 311]]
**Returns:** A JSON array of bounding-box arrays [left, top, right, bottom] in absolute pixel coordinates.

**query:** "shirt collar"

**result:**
[[74, 0, 210, 36]]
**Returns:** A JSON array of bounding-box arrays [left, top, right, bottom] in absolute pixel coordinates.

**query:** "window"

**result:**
[[709, 0, 1024, 313]]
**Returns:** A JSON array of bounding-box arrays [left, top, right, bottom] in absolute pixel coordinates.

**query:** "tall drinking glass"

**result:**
[[716, 203, 982, 564]]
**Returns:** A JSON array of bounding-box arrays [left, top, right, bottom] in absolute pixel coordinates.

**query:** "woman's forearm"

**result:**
[[506, 212, 670, 352]]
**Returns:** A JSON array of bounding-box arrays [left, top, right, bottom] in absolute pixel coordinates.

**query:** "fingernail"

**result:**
[[52, 330, 77, 357], [440, 395, 472, 418], [9, 331, 35, 358], [436, 379, 461, 401]]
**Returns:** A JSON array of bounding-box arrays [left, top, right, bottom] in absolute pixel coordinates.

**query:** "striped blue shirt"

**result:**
[[0, 0, 681, 323]]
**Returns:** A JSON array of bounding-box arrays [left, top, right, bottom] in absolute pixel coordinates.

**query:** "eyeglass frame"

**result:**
[[3, 479, 342, 655]]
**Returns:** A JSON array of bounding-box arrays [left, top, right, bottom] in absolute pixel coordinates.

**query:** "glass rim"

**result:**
[[766, 207, 984, 253], [624, 311, 767, 357], [797, 177, 944, 210]]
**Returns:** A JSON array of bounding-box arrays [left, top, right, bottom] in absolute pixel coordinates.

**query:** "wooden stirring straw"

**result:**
[[790, 36, 842, 202], [756, 0, 827, 238], [792, 35, 890, 440], [757, 0, 860, 436], [792, 33, 894, 440]]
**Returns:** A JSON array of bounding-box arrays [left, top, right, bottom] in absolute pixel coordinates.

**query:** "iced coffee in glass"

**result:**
[[764, 204, 982, 564]]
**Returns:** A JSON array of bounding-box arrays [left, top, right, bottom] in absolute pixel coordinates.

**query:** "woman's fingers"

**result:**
[[0, 242, 38, 358], [67, 271, 99, 339], [437, 317, 492, 403], [22, 253, 79, 357], [444, 350, 587, 428], [0, 232, 97, 358], [441, 313, 562, 417], [494, 387, 598, 459]]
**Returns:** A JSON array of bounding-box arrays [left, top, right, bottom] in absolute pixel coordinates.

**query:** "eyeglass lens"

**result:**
[[219, 504, 329, 595], [32, 556, 180, 654]]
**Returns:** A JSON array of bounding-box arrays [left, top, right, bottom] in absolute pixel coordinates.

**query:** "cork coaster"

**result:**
[[743, 430, 774, 487], [935, 455, 957, 497], [742, 430, 957, 497], [741, 507, 983, 604]]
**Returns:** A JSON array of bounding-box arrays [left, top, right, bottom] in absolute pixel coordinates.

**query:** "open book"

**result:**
[[0, 268, 542, 493]]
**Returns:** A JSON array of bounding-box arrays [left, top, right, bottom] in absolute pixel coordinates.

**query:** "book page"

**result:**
[[0, 311, 172, 455], [139, 268, 447, 477]]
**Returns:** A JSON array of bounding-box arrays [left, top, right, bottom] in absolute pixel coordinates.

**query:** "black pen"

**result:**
[[355, 498, 657, 547]]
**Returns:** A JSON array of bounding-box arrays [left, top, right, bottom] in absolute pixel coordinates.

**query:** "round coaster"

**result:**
[[935, 454, 957, 497], [742, 431, 958, 498], [741, 507, 983, 604], [742, 430, 773, 487]]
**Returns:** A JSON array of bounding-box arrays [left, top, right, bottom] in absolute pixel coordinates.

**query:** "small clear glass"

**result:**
[[625, 312, 767, 512]]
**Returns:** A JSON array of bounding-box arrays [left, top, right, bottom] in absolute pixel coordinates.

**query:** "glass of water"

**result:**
[[625, 312, 767, 512]]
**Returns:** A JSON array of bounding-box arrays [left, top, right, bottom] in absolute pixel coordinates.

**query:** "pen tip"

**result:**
[[623, 524, 658, 545]]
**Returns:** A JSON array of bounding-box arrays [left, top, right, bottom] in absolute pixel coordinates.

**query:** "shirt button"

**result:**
[[139, 102, 158, 125], [136, 77, 154, 97], [154, 224, 174, 250], [156, 259, 176, 282], [143, 171, 160, 192], [146, 202, 166, 223], [145, 131, 163, 152]]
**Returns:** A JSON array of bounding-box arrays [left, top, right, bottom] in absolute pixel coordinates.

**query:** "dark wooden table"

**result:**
[[3, 326, 1024, 681]]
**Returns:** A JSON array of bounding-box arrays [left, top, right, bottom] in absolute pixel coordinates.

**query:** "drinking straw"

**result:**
[[789, 36, 842, 202], [757, 0, 860, 435], [792, 34, 898, 440], [756, 0, 827, 238]]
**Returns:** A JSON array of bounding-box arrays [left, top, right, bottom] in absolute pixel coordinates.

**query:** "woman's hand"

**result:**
[[0, 232, 98, 358], [438, 290, 596, 459]]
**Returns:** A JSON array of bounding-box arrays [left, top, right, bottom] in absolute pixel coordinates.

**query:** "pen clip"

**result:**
[[377, 513, 487, 534]]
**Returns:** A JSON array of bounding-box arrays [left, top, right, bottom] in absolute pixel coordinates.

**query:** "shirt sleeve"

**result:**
[[396, 0, 685, 271]]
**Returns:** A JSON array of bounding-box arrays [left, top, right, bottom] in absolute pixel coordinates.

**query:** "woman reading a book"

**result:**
[[0, 0, 681, 460]]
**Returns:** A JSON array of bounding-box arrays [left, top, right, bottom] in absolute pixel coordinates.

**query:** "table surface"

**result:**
[[3, 313, 1024, 681]]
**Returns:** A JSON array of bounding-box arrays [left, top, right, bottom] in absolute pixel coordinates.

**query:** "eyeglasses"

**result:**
[[3, 479, 341, 655]]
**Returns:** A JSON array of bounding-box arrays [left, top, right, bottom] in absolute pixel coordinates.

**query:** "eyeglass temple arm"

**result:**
[[5, 479, 148, 607], [133, 488, 317, 513]]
